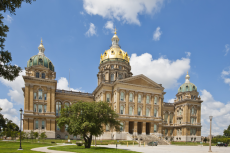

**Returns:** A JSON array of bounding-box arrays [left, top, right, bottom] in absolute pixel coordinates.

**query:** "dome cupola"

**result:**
[[178, 72, 197, 93]]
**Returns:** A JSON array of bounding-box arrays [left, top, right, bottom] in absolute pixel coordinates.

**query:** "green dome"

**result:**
[[178, 82, 197, 93], [27, 54, 55, 72]]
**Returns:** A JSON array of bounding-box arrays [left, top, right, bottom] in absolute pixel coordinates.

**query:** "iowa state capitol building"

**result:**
[[22, 30, 203, 142]]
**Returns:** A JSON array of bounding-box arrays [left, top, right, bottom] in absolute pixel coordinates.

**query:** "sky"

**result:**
[[0, 0, 230, 136]]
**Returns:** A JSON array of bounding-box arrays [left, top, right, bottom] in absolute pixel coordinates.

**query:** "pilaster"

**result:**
[[143, 94, 146, 116], [24, 84, 29, 111], [151, 95, 154, 116], [142, 122, 146, 135], [125, 91, 129, 115], [125, 121, 129, 132], [116, 89, 120, 114], [29, 85, 33, 111], [134, 92, 138, 115], [47, 88, 51, 113]]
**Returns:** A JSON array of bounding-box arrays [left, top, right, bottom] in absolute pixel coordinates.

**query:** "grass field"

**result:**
[[0, 141, 56, 153], [171, 141, 217, 146], [48, 145, 140, 153]]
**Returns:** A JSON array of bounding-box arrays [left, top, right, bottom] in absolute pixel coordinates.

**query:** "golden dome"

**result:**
[[100, 28, 130, 64]]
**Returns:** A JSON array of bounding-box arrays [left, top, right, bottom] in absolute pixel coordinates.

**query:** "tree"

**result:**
[[57, 101, 121, 148], [0, 0, 36, 81], [0, 108, 6, 132], [39, 132, 47, 142], [33, 132, 38, 140], [24, 132, 29, 142], [223, 125, 230, 137], [29, 130, 34, 142]]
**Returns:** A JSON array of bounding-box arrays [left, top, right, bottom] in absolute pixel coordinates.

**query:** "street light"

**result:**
[[208, 116, 213, 152], [18, 108, 23, 150]]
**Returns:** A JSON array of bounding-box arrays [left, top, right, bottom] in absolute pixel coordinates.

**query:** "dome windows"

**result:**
[[193, 86, 195, 91], [38, 58, 43, 65], [186, 86, 188, 91]]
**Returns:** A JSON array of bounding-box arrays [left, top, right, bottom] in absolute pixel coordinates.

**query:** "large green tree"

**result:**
[[223, 125, 230, 137], [0, 0, 35, 81], [57, 101, 121, 148], [0, 108, 5, 131]]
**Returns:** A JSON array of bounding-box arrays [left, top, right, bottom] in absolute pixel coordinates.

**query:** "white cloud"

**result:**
[[83, 0, 164, 25], [0, 99, 19, 125], [85, 23, 96, 37], [168, 98, 175, 103], [104, 21, 114, 33], [221, 68, 230, 85], [80, 11, 84, 15], [0, 70, 25, 104], [57, 77, 82, 92], [200, 89, 230, 136], [224, 44, 230, 56], [185, 52, 191, 57], [130, 53, 190, 89], [153, 27, 162, 41], [5, 15, 13, 23]]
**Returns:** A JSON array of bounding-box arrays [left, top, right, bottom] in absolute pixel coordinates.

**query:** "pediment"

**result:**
[[118, 74, 163, 89]]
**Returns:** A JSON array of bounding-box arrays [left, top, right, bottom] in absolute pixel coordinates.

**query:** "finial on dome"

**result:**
[[41, 38, 43, 43], [114, 27, 117, 35], [38, 38, 45, 56], [185, 71, 190, 83]]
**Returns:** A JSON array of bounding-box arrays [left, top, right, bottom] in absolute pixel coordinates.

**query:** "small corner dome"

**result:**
[[26, 39, 55, 72], [178, 72, 197, 93]]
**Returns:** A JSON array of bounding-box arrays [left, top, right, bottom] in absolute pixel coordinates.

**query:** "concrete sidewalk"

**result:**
[[31, 144, 75, 153]]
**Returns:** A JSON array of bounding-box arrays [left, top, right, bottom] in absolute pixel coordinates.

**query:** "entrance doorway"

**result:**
[[146, 122, 150, 135], [137, 122, 142, 135], [129, 122, 134, 134]]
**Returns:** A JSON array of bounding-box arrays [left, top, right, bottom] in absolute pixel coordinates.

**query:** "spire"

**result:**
[[114, 27, 117, 35], [38, 38, 45, 56], [185, 71, 190, 83], [111, 27, 120, 48]]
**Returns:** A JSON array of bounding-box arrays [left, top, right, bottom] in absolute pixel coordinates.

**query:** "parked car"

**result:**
[[216, 142, 228, 147], [147, 141, 158, 146]]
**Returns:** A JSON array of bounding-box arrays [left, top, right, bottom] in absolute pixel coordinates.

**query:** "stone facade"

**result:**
[[22, 33, 203, 142]]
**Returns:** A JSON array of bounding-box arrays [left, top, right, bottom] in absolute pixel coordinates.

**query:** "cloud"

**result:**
[[0, 99, 19, 126], [104, 21, 114, 33], [224, 44, 230, 56], [130, 53, 190, 89], [80, 11, 84, 15], [83, 0, 164, 25], [57, 77, 82, 92], [221, 68, 230, 85], [200, 89, 230, 136], [5, 15, 13, 23], [0, 70, 25, 104], [153, 27, 162, 41], [85, 23, 96, 37], [168, 98, 175, 103]]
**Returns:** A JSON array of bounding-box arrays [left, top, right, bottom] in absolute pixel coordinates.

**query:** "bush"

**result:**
[[211, 138, 230, 144], [76, 143, 83, 146]]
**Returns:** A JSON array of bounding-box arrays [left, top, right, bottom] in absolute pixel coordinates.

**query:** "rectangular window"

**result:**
[[44, 94, 47, 100], [38, 105, 42, 113], [120, 92, 124, 101], [119, 66, 122, 70], [129, 93, 133, 102], [138, 95, 141, 103], [35, 120, 38, 129], [65, 125, 68, 132], [34, 93, 37, 99], [154, 97, 157, 104], [146, 95, 150, 104], [42, 121, 45, 129], [154, 108, 157, 117], [120, 106, 124, 114], [138, 107, 141, 116], [34, 104, 37, 112], [165, 129, 168, 136], [129, 107, 132, 115], [106, 124, 110, 131], [106, 94, 110, 102], [170, 129, 173, 135], [146, 108, 149, 117], [111, 65, 114, 69], [120, 122, 123, 131], [44, 105, 47, 113], [154, 124, 157, 132]]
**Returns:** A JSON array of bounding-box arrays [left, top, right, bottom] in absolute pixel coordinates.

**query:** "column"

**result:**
[[24, 84, 29, 111], [158, 96, 162, 117], [134, 121, 137, 135], [143, 94, 146, 116], [174, 108, 177, 125], [29, 85, 34, 111], [51, 88, 55, 113], [151, 95, 154, 117], [150, 122, 154, 134], [29, 118, 34, 130], [23, 118, 29, 130], [103, 91, 106, 102], [197, 106, 201, 123], [184, 104, 188, 123], [134, 92, 138, 115], [125, 121, 129, 133], [188, 105, 191, 123], [46, 119, 50, 131], [116, 89, 120, 114], [142, 122, 146, 135], [51, 119, 55, 131], [125, 91, 129, 115], [47, 88, 51, 113]]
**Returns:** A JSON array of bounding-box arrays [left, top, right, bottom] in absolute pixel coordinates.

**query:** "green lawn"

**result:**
[[48, 145, 140, 153], [171, 141, 217, 146], [0, 141, 56, 153]]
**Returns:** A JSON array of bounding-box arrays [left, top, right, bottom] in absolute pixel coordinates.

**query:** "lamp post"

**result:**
[[18, 108, 23, 150], [208, 116, 213, 152]]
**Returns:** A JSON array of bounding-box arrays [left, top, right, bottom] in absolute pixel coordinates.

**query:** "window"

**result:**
[[129, 93, 133, 102], [106, 93, 110, 102], [57, 134, 61, 138], [186, 86, 188, 91], [36, 72, 39, 78], [39, 58, 43, 65], [56, 102, 61, 116], [106, 124, 110, 131], [111, 74, 114, 81], [111, 65, 114, 69], [129, 107, 133, 115], [165, 129, 168, 136], [38, 105, 42, 113], [191, 107, 194, 115], [49, 62, 53, 71], [191, 118, 194, 124], [34, 104, 37, 112], [34, 93, 37, 99], [120, 105, 124, 114], [170, 129, 173, 136], [138, 107, 141, 116], [120, 92, 124, 101], [138, 94, 142, 103], [119, 66, 122, 70], [42, 73, 45, 79], [164, 113, 168, 122], [35, 120, 38, 129], [42, 121, 45, 129], [154, 124, 157, 133], [120, 122, 124, 131], [56, 124, 60, 131], [194, 96, 196, 100], [146, 95, 150, 104], [44, 105, 47, 113], [190, 128, 196, 135], [146, 108, 150, 117], [154, 108, 157, 117], [118, 74, 122, 79], [179, 109, 182, 115], [38, 89, 42, 100], [154, 96, 158, 104], [44, 94, 47, 100], [170, 114, 173, 124], [193, 86, 195, 91]]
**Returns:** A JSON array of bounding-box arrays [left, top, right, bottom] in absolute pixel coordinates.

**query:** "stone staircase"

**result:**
[[136, 134, 170, 145]]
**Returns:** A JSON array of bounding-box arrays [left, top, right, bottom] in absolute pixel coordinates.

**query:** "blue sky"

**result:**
[[0, 0, 230, 136]]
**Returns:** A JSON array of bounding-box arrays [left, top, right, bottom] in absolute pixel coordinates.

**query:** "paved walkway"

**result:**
[[31, 144, 74, 153]]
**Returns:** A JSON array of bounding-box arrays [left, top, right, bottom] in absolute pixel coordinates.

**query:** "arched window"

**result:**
[[36, 72, 39, 78], [146, 95, 150, 104], [154, 124, 157, 133], [120, 105, 124, 114], [138, 94, 142, 103], [154, 96, 158, 104], [118, 74, 122, 79], [39, 58, 43, 65], [120, 92, 124, 101], [179, 109, 182, 115], [119, 66, 122, 70], [146, 108, 150, 117], [120, 122, 124, 131], [129, 93, 133, 102], [38, 89, 42, 100], [65, 102, 70, 107], [56, 102, 61, 116], [138, 107, 141, 116], [106, 93, 110, 102], [186, 86, 188, 91], [111, 74, 114, 81], [154, 108, 157, 117], [129, 106, 133, 115], [42, 73, 45, 79], [164, 112, 168, 122]]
